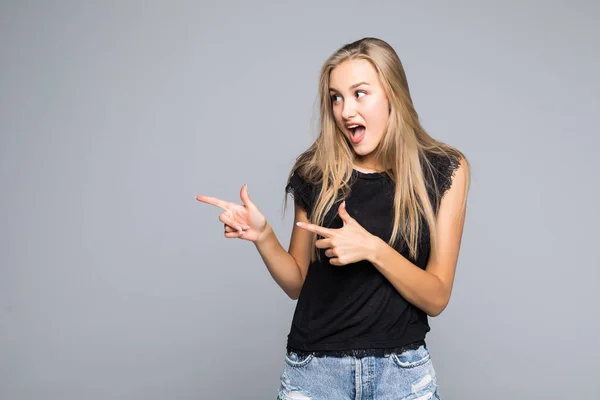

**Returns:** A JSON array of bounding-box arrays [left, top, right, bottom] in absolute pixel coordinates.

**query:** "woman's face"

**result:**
[[329, 59, 390, 170]]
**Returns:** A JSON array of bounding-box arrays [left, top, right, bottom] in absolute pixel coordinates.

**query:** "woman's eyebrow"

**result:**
[[329, 81, 370, 92]]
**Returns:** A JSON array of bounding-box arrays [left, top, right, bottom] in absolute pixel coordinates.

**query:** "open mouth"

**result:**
[[347, 124, 366, 143]]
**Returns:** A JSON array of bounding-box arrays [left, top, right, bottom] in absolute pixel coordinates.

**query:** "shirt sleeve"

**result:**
[[436, 153, 461, 199], [285, 170, 315, 218], [424, 151, 462, 214]]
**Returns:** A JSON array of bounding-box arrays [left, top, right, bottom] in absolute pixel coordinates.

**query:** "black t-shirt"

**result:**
[[284, 151, 461, 357]]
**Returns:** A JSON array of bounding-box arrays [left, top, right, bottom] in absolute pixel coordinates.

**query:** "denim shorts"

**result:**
[[277, 345, 441, 400]]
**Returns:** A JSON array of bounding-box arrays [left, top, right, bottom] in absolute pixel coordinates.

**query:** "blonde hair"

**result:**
[[285, 37, 470, 261]]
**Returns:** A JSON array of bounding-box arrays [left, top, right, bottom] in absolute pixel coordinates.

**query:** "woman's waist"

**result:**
[[286, 338, 427, 358]]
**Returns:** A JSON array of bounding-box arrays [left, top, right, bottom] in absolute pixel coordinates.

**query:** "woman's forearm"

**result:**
[[369, 237, 449, 317], [254, 224, 304, 299]]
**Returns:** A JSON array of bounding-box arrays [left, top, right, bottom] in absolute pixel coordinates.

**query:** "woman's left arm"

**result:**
[[369, 158, 470, 317]]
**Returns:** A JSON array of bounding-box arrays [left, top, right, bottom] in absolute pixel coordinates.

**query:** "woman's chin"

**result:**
[[351, 140, 373, 153]]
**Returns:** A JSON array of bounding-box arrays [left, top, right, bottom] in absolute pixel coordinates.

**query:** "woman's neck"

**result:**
[[353, 158, 385, 173]]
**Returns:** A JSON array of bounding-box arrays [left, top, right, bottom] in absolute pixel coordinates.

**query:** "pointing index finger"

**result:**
[[196, 195, 230, 211], [296, 222, 333, 237]]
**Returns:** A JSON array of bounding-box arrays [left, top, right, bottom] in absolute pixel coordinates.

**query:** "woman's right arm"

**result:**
[[254, 203, 314, 300], [196, 184, 314, 300]]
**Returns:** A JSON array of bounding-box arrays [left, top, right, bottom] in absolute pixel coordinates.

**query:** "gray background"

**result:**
[[1, 1, 598, 399]]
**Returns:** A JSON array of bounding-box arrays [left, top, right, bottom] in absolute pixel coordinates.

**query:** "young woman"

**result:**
[[197, 37, 470, 400]]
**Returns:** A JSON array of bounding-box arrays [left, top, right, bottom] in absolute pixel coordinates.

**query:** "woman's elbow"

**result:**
[[426, 297, 450, 317], [284, 284, 303, 300]]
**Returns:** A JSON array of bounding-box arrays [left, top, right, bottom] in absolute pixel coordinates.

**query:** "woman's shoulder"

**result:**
[[421, 148, 463, 198], [288, 164, 325, 187], [286, 166, 322, 217]]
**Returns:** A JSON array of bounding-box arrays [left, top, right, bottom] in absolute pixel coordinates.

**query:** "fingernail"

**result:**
[[296, 222, 303, 227], [236, 226, 242, 232]]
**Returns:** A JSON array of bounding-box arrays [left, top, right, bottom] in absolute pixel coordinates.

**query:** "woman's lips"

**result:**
[[349, 126, 366, 144]]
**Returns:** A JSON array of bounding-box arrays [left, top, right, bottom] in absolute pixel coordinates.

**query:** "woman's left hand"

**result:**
[[296, 201, 378, 266]]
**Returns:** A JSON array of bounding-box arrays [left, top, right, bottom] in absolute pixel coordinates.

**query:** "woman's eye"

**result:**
[[355, 90, 366, 98], [330, 94, 342, 103]]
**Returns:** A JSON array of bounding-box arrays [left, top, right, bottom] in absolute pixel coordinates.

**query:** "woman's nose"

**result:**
[[341, 100, 357, 120]]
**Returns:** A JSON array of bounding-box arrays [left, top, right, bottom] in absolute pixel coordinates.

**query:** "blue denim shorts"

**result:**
[[277, 345, 441, 400]]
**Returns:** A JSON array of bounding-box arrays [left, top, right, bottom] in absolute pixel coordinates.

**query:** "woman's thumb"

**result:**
[[339, 200, 353, 224], [240, 184, 254, 207]]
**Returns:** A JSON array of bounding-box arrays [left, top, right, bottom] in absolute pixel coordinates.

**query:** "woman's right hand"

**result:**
[[195, 184, 268, 243]]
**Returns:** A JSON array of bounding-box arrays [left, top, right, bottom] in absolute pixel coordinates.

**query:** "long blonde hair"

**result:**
[[286, 37, 470, 261]]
